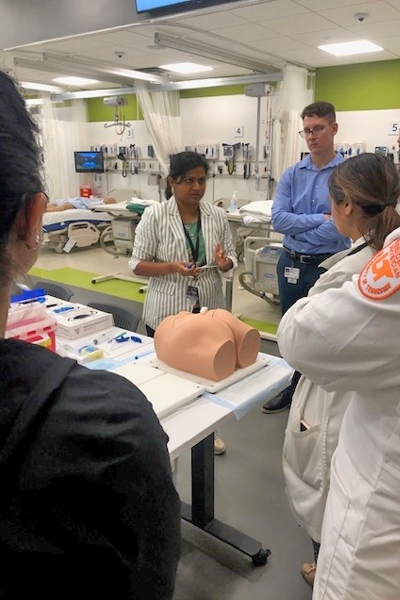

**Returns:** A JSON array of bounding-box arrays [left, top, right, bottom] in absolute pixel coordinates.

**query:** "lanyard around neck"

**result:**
[[347, 241, 368, 257], [182, 216, 201, 264]]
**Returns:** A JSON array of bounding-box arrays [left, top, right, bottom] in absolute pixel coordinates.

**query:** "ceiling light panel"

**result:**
[[159, 62, 213, 74], [42, 52, 167, 83], [318, 40, 383, 57], [21, 81, 62, 92], [53, 76, 99, 86]]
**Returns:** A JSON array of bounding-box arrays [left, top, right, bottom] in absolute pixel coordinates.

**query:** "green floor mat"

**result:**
[[239, 315, 278, 336], [29, 266, 146, 303]]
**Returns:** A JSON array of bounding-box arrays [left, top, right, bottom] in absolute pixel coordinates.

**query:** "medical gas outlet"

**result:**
[[194, 144, 219, 159]]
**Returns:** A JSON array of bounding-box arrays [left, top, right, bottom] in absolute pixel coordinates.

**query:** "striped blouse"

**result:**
[[129, 197, 237, 330]]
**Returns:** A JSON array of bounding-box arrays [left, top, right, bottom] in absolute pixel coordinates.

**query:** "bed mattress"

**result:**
[[42, 208, 114, 232]]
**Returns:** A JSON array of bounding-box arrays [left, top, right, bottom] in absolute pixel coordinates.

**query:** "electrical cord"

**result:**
[[243, 143, 251, 179], [225, 158, 235, 175], [117, 151, 128, 177], [129, 144, 138, 175]]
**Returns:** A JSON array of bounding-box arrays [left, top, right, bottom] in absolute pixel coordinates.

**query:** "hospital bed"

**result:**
[[232, 201, 283, 311], [216, 199, 277, 261], [239, 236, 283, 311], [42, 208, 114, 253], [92, 198, 159, 257], [90, 197, 158, 289], [41, 189, 143, 254]]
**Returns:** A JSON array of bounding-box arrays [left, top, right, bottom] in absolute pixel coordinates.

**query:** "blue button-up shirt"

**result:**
[[271, 152, 350, 255]]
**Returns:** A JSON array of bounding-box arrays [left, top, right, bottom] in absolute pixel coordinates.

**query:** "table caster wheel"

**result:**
[[252, 548, 271, 566]]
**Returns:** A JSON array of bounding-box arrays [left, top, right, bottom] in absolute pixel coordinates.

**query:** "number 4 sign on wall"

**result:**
[[388, 121, 400, 136]]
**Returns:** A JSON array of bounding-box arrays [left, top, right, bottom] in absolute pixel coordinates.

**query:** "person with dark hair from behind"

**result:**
[[261, 101, 350, 414], [129, 151, 237, 455], [0, 70, 180, 600], [282, 152, 400, 587]]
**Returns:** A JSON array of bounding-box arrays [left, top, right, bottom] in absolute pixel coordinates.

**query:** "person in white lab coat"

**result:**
[[278, 157, 400, 599], [281, 152, 400, 587]]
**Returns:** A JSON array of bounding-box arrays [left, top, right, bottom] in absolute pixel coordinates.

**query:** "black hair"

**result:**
[[301, 101, 336, 123], [328, 152, 400, 250], [0, 71, 44, 250], [165, 151, 209, 200]]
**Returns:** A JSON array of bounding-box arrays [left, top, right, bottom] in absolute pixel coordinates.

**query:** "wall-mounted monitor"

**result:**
[[135, 0, 236, 13], [136, 0, 190, 11], [74, 151, 104, 174]]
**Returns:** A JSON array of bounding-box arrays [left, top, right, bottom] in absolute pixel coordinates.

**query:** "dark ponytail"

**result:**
[[373, 204, 400, 250], [328, 153, 400, 250]]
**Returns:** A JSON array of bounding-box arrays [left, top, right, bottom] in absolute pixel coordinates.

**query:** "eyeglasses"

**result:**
[[299, 125, 328, 138]]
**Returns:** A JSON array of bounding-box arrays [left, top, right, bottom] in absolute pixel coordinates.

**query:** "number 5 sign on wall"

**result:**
[[388, 121, 400, 135]]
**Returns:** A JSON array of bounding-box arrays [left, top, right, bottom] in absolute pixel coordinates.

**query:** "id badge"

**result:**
[[284, 266, 300, 285], [186, 284, 200, 306]]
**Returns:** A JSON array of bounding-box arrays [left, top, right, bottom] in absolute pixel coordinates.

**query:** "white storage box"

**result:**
[[54, 304, 113, 339]]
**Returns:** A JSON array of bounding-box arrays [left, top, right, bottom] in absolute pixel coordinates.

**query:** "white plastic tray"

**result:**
[[145, 354, 270, 393], [111, 362, 205, 418]]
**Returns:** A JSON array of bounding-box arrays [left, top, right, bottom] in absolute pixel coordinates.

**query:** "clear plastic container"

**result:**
[[229, 191, 238, 212], [5, 303, 57, 352]]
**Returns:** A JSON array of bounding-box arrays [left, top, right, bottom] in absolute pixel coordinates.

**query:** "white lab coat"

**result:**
[[278, 226, 400, 600], [282, 237, 375, 543]]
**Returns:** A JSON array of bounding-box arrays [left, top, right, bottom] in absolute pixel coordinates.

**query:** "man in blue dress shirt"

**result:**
[[262, 101, 350, 414]]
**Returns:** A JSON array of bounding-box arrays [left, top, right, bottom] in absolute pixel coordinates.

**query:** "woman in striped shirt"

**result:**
[[129, 151, 237, 454]]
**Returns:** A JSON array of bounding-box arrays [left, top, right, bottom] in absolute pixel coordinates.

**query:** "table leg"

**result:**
[[181, 433, 271, 566]]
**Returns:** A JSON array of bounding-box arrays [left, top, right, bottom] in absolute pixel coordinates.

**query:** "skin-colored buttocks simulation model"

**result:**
[[205, 309, 260, 368], [154, 308, 260, 381]]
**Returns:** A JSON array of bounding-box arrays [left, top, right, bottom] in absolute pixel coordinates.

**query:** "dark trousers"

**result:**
[[277, 251, 326, 400], [277, 250, 326, 315], [146, 325, 155, 338], [312, 538, 321, 564]]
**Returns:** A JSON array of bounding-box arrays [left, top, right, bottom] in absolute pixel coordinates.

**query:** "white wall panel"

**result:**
[[56, 98, 400, 201]]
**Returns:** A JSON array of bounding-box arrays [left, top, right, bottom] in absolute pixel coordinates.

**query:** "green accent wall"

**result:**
[[315, 59, 400, 111], [86, 84, 248, 122], [180, 84, 246, 98], [87, 95, 142, 122]]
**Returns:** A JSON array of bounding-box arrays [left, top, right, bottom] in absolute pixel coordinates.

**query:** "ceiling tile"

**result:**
[[372, 34, 400, 49], [276, 47, 352, 67], [319, 1, 400, 27], [292, 27, 363, 46], [295, 0, 376, 9], [347, 18, 400, 36], [212, 23, 281, 43], [169, 10, 245, 29], [250, 36, 310, 53], [232, 0, 308, 21], [259, 13, 340, 35]]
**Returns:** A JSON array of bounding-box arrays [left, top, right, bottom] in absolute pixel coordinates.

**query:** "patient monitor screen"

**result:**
[[74, 151, 104, 174], [135, 0, 190, 11], [135, 0, 235, 12]]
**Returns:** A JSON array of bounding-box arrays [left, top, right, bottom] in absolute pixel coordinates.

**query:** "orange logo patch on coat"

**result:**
[[358, 238, 400, 300]]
